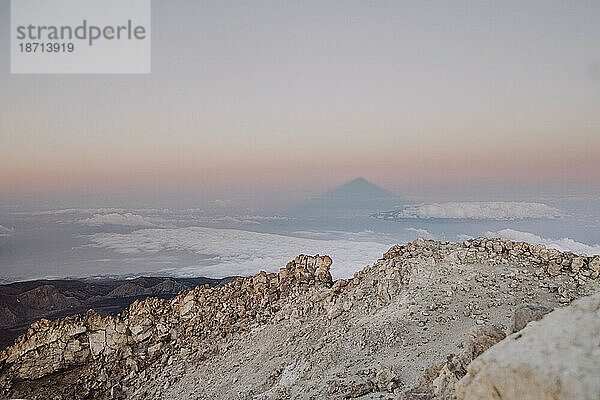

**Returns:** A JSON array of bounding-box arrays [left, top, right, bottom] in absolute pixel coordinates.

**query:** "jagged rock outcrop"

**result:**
[[455, 292, 600, 400], [385, 237, 600, 283], [1, 238, 598, 400], [0, 254, 333, 398]]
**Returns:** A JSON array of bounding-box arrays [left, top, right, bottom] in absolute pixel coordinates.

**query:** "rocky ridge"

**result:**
[[0, 255, 334, 398], [1, 238, 599, 399], [0, 276, 234, 350]]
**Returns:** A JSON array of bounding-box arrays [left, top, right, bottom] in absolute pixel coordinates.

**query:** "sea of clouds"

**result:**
[[391, 202, 563, 220], [4, 204, 599, 281], [87, 227, 393, 279], [23, 208, 294, 228], [77, 213, 168, 228]]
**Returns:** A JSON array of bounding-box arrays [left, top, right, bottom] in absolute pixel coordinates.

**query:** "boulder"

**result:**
[[508, 304, 551, 334], [456, 293, 600, 400], [571, 256, 585, 273]]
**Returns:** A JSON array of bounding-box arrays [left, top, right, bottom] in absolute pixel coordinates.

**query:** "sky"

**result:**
[[1, 0, 600, 208]]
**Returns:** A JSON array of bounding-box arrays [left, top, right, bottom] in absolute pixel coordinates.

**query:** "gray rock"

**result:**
[[456, 293, 600, 400], [508, 304, 551, 334]]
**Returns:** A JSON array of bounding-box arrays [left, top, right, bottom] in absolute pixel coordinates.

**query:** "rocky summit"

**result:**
[[1, 238, 599, 399]]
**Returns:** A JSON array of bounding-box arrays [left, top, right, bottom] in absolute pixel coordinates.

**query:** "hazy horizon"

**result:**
[[1, 0, 600, 207], [1, 175, 599, 283]]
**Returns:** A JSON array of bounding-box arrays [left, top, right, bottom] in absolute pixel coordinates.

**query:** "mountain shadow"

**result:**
[[294, 177, 406, 217]]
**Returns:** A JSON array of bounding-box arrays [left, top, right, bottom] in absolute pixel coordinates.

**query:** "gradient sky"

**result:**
[[1, 1, 599, 206]]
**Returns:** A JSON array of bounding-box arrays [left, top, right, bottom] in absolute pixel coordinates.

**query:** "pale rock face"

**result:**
[[571, 256, 585, 273], [547, 262, 561, 276], [130, 319, 154, 343], [88, 331, 106, 358], [63, 339, 87, 363], [315, 255, 333, 283], [456, 292, 600, 400], [179, 292, 196, 316], [589, 256, 600, 278]]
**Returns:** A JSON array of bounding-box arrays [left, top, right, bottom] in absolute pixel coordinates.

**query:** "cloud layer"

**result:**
[[87, 227, 393, 279], [381, 202, 562, 220], [486, 229, 600, 256], [18, 207, 293, 227], [77, 213, 165, 228]]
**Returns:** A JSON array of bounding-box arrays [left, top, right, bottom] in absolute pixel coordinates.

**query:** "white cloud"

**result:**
[[291, 230, 394, 243], [77, 213, 167, 228], [382, 202, 562, 220], [213, 199, 232, 208], [87, 227, 393, 279], [241, 215, 293, 221], [406, 227, 434, 239], [0, 224, 14, 237], [17, 208, 172, 216], [485, 229, 600, 256], [17, 207, 295, 227], [206, 215, 292, 225], [208, 216, 261, 225]]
